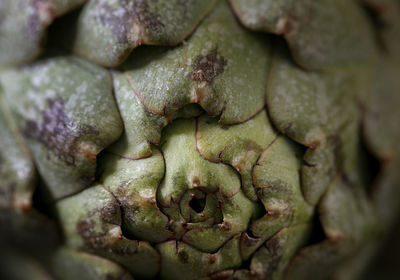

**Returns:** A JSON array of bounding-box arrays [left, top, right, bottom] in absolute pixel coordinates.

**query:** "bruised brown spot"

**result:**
[[99, 202, 120, 225], [309, 141, 320, 149], [109, 185, 143, 228], [23, 96, 98, 167], [276, 13, 299, 35], [241, 232, 260, 248], [266, 179, 293, 195], [220, 222, 231, 231], [192, 176, 200, 187], [133, 0, 164, 34], [265, 236, 282, 276], [97, 0, 164, 44], [111, 242, 138, 255], [208, 254, 216, 264], [233, 140, 262, 171], [191, 48, 227, 83], [28, 0, 54, 37], [76, 219, 109, 249]]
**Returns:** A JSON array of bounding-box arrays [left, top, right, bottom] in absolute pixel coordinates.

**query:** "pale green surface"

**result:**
[[203, 225, 311, 280], [267, 41, 367, 205], [230, 0, 293, 33], [241, 136, 313, 259], [250, 224, 311, 280], [109, 72, 203, 159], [50, 248, 134, 280], [0, 56, 123, 200], [99, 147, 173, 243], [0, 93, 35, 209], [285, 177, 376, 280], [107, 72, 167, 159], [157, 236, 241, 280], [364, 58, 400, 160], [267, 42, 362, 147], [63, 0, 216, 66], [119, 0, 271, 124], [158, 118, 257, 253], [56, 184, 160, 279], [361, 0, 400, 233], [0, 0, 50, 66], [0, 0, 400, 279], [0, 0, 86, 66], [230, 0, 377, 69], [196, 110, 277, 202]]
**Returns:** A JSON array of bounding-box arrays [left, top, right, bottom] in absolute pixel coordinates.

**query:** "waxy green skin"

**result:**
[[0, 0, 400, 280], [0, 93, 35, 209], [58, 0, 217, 66], [230, 0, 377, 70], [0, 56, 123, 200], [0, 0, 87, 67]]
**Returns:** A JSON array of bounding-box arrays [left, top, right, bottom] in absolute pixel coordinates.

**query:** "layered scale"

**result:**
[[1, 0, 400, 280]]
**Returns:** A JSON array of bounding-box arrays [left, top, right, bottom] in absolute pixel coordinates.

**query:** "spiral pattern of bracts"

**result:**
[[1, 0, 400, 280]]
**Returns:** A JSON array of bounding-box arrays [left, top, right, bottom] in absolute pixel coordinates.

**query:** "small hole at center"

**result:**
[[189, 197, 206, 213]]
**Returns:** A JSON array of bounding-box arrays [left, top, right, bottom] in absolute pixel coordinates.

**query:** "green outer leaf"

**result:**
[[0, 56, 123, 200], [203, 225, 311, 280], [230, 0, 293, 33], [107, 72, 167, 159], [59, 0, 217, 66], [241, 136, 312, 259], [98, 147, 173, 243], [158, 118, 257, 253], [250, 224, 311, 280], [363, 58, 400, 160], [360, 0, 400, 235], [108, 72, 203, 159], [266, 40, 370, 205], [0, 0, 86, 66], [230, 0, 377, 69], [267, 41, 362, 147], [0, 93, 35, 209], [285, 177, 377, 280], [196, 110, 277, 202], [158, 118, 241, 204], [363, 0, 400, 61], [119, 0, 271, 124], [157, 235, 242, 280], [55, 184, 160, 279], [372, 160, 400, 228], [49, 247, 134, 280]]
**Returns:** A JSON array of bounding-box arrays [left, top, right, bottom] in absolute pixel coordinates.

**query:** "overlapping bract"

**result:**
[[1, 0, 400, 280]]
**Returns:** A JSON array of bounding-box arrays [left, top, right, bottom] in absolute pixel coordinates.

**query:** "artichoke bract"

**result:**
[[0, 0, 399, 279]]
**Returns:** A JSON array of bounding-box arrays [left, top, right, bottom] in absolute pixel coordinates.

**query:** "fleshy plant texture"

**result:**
[[0, 0, 400, 280]]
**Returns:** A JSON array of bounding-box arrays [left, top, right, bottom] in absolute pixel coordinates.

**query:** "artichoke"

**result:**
[[1, 0, 399, 279]]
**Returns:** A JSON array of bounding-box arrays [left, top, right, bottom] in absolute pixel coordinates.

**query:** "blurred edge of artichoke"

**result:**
[[0, 0, 399, 279]]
